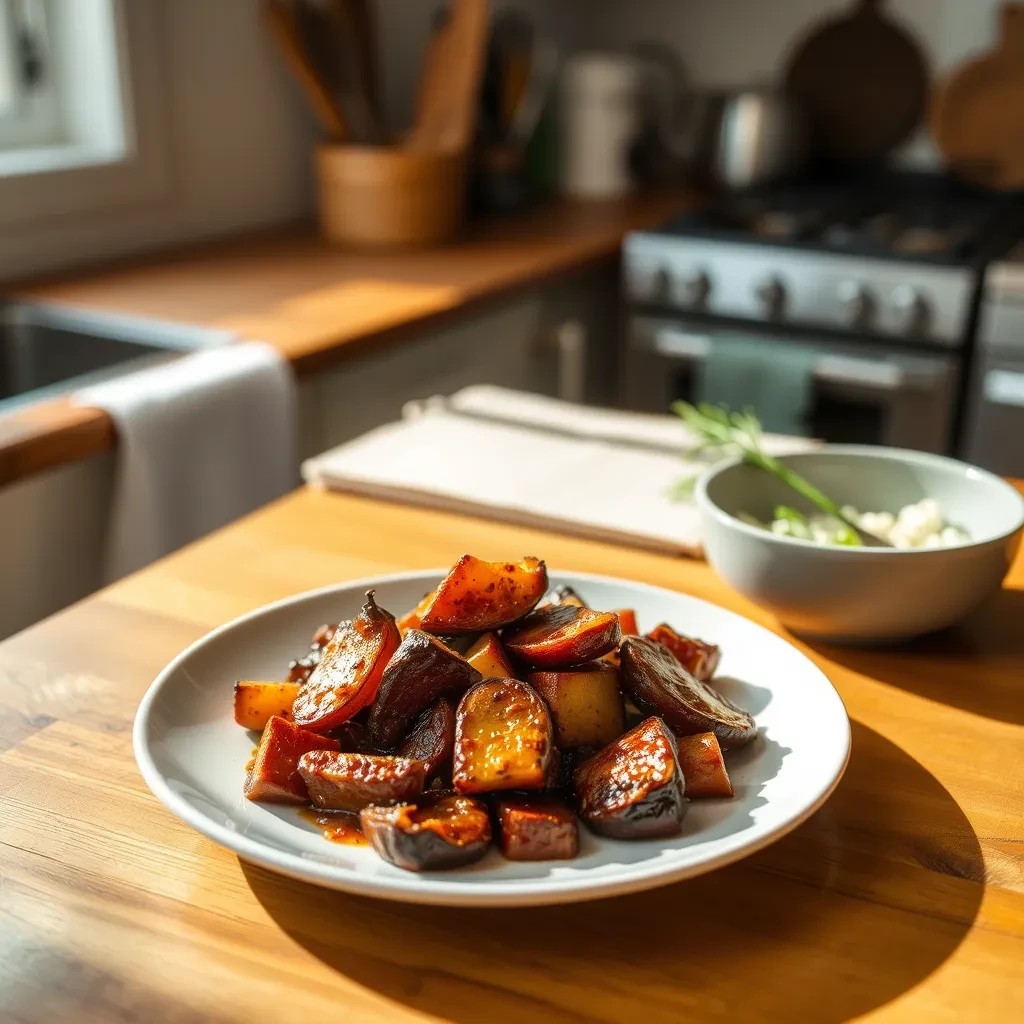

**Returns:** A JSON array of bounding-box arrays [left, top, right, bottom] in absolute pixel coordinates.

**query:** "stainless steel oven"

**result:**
[[622, 315, 960, 452]]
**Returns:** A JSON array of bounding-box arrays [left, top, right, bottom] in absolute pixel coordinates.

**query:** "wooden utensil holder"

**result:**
[[316, 145, 468, 249]]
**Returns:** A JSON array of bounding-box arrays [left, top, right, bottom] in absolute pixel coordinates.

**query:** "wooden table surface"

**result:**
[[1, 488, 1022, 1023]]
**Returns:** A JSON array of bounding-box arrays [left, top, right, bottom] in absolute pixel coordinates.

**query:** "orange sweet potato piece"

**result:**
[[293, 591, 400, 732], [244, 715, 340, 803], [418, 555, 548, 634], [503, 604, 621, 669], [233, 681, 300, 731], [616, 609, 639, 636], [528, 662, 626, 749], [465, 632, 516, 679], [646, 624, 721, 682], [674, 732, 734, 798]]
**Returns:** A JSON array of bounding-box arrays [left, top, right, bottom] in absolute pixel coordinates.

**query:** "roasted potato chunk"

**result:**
[[453, 679, 555, 794], [360, 794, 492, 871], [244, 716, 340, 803], [367, 630, 482, 747], [494, 793, 579, 861], [620, 637, 755, 749], [298, 751, 425, 812], [293, 592, 400, 732], [233, 681, 300, 731], [418, 555, 548, 634], [674, 732, 734, 798], [646, 624, 721, 682], [573, 716, 686, 839], [465, 632, 517, 679], [528, 663, 626, 749], [503, 604, 621, 668], [396, 699, 456, 783]]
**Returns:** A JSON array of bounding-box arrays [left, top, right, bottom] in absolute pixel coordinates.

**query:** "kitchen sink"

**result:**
[[0, 302, 234, 413]]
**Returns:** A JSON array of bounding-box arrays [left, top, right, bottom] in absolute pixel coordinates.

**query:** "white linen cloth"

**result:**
[[302, 385, 818, 557], [76, 342, 297, 582]]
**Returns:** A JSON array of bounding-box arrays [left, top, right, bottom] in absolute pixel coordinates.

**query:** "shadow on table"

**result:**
[[242, 722, 982, 1024], [805, 585, 1024, 725]]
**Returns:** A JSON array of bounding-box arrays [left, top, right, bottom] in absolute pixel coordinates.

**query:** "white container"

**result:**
[[560, 53, 644, 200]]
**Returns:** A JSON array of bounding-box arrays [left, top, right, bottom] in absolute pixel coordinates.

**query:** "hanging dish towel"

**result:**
[[75, 342, 297, 583], [697, 335, 817, 437]]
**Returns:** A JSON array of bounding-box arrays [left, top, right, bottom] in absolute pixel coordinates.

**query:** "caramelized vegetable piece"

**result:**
[[546, 585, 587, 608], [574, 716, 686, 839], [620, 637, 755, 749], [331, 719, 392, 755], [453, 679, 555, 794], [494, 793, 579, 861], [674, 732, 734, 798], [233, 681, 300, 731], [397, 700, 456, 782], [418, 555, 548, 634], [293, 592, 400, 732], [465, 632, 516, 679], [528, 662, 626, 749], [368, 630, 482, 747], [503, 604, 621, 669], [298, 751, 425, 812], [646, 624, 721, 682], [288, 649, 321, 683], [397, 589, 437, 635], [244, 716, 340, 803], [615, 609, 639, 636], [360, 794, 492, 871]]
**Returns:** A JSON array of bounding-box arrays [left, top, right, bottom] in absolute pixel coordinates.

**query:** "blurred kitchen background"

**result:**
[[2, 0, 1023, 637]]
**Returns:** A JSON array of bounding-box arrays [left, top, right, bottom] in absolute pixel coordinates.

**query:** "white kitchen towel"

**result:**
[[303, 386, 819, 556], [76, 342, 297, 582]]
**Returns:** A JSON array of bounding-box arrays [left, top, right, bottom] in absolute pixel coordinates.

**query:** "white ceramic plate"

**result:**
[[134, 570, 850, 907]]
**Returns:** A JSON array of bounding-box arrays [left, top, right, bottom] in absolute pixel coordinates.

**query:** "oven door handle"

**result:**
[[644, 326, 948, 393]]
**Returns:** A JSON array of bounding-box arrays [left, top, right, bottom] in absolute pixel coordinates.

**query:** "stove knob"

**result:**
[[676, 268, 711, 307], [889, 285, 930, 334], [754, 274, 787, 317], [837, 280, 875, 326]]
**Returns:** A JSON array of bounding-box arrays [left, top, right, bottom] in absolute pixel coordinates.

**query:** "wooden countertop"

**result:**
[[2, 487, 1022, 1023], [0, 188, 696, 487]]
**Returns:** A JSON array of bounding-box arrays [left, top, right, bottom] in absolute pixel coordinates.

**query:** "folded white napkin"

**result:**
[[76, 342, 297, 582], [303, 386, 819, 556]]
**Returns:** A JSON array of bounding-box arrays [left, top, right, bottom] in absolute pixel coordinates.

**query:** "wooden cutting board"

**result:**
[[931, 4, 1024, 191], [784, 0, 928, 160]]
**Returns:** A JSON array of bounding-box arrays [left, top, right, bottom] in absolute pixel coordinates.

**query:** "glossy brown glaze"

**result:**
[[293, 592, 400, 732], [418, 555, 548, 634], [646, 624, 721, 682], [503, 604, 621, 668], [620, 636, 755, 749], [674, 732, 734, 798], [244, 716, 340, 804], [298, 807, 368, 846], [367, 629, 481, 746], [396, 699, 456, 782], [452, 679, 554, 794], [297, 751, 425, 812], [573, 716, 686, 839], [494, 793, 579, 861], [528, 663, 626, 749]]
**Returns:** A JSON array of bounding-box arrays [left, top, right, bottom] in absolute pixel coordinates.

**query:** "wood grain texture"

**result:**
[[1, 188, 698, 490], [1, 486, 1022, 1023]]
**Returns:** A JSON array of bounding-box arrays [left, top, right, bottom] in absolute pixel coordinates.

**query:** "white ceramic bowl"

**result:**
[[696, 446, 1024, 644]]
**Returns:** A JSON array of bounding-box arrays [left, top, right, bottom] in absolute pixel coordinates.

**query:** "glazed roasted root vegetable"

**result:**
[[368, 630, 481, 747], [396, 589, 436, 635], [615, 609, 639, 636], [292, 592, 400, 732], [244, 716, 340, 803], [528, 663, 626, 749], [646, 624, 721, 682], [418, 555, 548, 634], [573, 716, 686, 839], [233, 681, 300, 730], [465, 632, 517, 680], [620, 637, 756, 749], [503, 604, 621, 668], [360, 794, 492, 871], [453, 679, 555, 794], [674, 732, 734, 798], [396, 699, 456, 782], [297, 751, 425, 812], [494, 793, 579, 861]]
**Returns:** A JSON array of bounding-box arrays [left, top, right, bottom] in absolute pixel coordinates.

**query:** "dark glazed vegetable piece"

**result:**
[[244, 716, 340, 804], [452, 679, 555, 794], [494, 793, 580, 861], [503, 604, 621, 669], [360, 794, 492, 871], [367, 630, 482, 747], [297, 750, 425, 812], [573, 716, 686, 839], [646, 623, 721, 682], [620, 637, 756, 749], [396, 699, 456, 782], [293, 592, 400, 732], [418, 555, 548, 634]]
